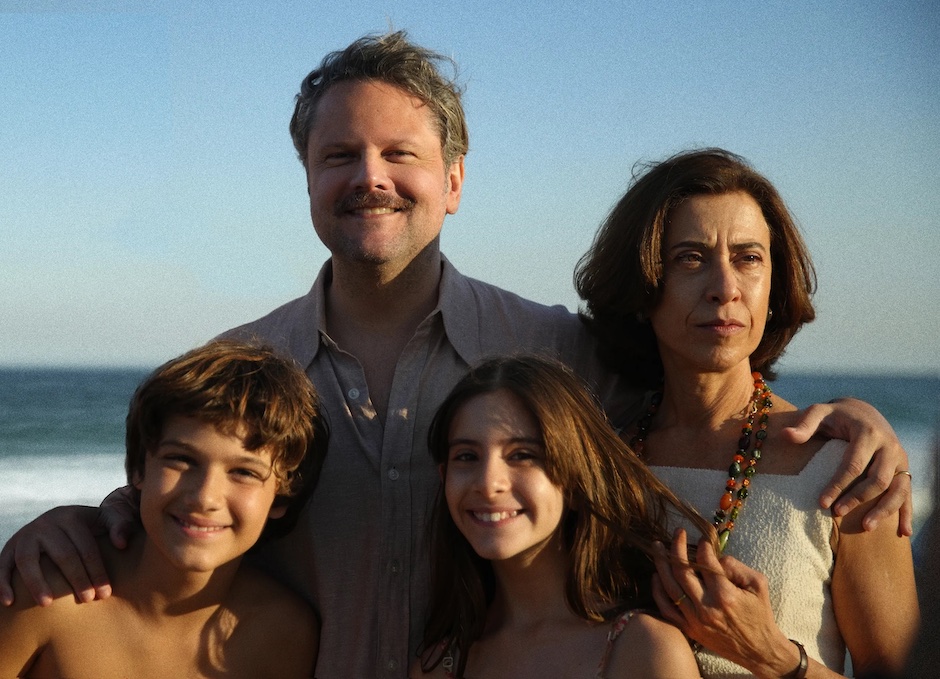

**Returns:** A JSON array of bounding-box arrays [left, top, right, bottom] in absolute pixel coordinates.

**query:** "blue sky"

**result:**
[[1, 0, 938, 373]]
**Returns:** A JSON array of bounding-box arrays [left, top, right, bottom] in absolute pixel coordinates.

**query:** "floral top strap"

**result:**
[[595, 609, 642, 678]]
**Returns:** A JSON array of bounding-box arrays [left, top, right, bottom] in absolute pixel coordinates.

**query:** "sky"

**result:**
[[1, 0, 938, 374]]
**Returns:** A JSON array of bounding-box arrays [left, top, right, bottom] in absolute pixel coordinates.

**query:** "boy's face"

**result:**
[[134, 415, 285, 573]]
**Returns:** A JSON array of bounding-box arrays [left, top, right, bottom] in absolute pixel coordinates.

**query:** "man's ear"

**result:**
[[445, 155, 465, 215], [268, 503, 288, 520]]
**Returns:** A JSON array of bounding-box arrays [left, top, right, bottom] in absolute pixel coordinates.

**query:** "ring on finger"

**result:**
[[894, 470, 912, 480], [673, 593, 688, 607]]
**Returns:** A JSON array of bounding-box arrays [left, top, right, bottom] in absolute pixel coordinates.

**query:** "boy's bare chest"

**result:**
[[28, 603, 268, 679]]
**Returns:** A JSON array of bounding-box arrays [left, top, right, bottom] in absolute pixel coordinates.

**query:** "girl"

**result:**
[[413, 355, 708, 679]]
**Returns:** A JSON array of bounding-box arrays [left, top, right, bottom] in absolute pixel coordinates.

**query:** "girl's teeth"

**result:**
[[474, 510, 519, 522]]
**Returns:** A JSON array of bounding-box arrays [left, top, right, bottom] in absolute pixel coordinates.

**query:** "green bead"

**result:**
[[729, 507, 740, 521], [729, 461, 742, 477], [718, 529, 731, 553], [738, 487, 750, 499], [756, 429, 768, 440], [744, 466, 756, 478]]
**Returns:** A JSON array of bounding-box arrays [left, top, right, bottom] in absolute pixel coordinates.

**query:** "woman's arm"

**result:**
[[652, 530, 856, 679], [830, 495, 919, 676]]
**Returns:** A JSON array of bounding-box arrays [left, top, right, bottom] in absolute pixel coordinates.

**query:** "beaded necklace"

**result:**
[[631, 371, 773, 553]]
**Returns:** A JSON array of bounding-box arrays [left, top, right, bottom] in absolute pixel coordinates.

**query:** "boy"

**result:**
[[0, 340, 326, 677]]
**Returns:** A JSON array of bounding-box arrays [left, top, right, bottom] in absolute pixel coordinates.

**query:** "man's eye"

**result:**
[[323, 152, 353, 163]]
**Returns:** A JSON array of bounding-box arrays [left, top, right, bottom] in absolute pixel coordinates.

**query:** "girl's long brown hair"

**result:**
[[417, 355, 711, 677]]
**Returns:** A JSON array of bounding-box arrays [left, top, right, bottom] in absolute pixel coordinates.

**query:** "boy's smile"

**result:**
[[135, 415, 285, 574]]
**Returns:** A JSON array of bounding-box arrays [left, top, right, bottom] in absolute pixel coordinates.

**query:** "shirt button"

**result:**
[[347, 388, 360, 400], [387, 659, 399, 671], [388, 559, 401, 574], [387, 468, 400, 481]]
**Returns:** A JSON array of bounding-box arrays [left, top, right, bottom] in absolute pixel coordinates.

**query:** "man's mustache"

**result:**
[[334, 192, 416, 215]]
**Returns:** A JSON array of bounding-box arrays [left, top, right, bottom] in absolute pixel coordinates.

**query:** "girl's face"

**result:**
[[649, 191, 772, 376], [444, 389, 566, 565]]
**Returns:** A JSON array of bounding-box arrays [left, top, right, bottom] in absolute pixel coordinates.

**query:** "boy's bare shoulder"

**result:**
[[224, 564, 320, 676], [229, 563, 317, 623], [0, 550, 109, 677]]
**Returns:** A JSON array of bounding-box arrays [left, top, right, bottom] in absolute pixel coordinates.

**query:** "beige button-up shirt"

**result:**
[[227, 256, 625, 678]]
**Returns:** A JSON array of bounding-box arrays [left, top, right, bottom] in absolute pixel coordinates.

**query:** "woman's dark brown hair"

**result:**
[[575, 148, 817, 387]]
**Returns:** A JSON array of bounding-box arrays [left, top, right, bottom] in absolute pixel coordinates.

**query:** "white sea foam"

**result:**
[[0, 452, 127, 546]]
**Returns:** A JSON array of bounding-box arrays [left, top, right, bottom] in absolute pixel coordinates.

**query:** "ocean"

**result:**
[[0, 368, 937, 550]]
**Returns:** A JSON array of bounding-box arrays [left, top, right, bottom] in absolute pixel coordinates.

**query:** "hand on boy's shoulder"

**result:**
[[225, 563, 320, 677]]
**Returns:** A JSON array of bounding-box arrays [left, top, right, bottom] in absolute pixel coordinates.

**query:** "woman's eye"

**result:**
[[676, 253, 703, 265]]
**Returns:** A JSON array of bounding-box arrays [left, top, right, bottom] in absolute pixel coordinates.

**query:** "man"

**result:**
[[0, 32, 913, 678]]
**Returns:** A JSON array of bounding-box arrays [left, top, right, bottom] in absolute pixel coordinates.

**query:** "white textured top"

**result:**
[[651, 439, 848, 678]]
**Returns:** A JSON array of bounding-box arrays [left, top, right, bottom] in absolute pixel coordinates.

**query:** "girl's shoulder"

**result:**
[[600, 610, 700, 679]]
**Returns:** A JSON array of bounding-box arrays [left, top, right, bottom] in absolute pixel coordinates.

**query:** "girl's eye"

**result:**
[[450, 449, 477, 462], [508, 447, 543, 463]]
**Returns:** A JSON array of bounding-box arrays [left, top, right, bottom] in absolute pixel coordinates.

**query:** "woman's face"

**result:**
[[443, 389, 566, 565], [649, 191, 772, 376]]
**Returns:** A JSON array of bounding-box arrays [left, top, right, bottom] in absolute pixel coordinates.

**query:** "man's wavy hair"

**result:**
[[417, 355, 710, 677], [290, 30, 469, 167], [125, 340, 328, 542], [575, 148, 817, 388]]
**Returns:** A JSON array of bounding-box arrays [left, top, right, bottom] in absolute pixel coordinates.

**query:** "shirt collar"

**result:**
[[436, 255, 489, 367], [299, 255, 488, 369]]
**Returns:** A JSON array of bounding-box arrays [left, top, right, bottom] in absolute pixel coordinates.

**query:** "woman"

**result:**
[[413, 355, 707, 678], [575, 148, 918, 678]]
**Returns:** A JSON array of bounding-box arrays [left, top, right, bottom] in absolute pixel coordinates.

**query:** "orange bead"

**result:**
[[719, 491, 734, 510]]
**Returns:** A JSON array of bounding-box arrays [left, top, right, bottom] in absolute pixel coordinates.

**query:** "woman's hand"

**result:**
[[0, 486, 139, 607], [651, 529, 804, 679], [783, 398, 912, 536]]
